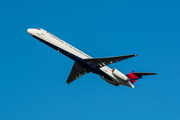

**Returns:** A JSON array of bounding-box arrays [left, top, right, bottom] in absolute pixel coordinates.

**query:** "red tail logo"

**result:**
[[127, 73, 140, 84]]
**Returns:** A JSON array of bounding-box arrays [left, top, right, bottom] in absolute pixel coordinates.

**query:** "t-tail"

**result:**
[[127, 72, 157, 84]]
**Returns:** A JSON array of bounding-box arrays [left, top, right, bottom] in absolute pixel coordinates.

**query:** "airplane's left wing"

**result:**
[[66, 62, 89, 84], [83, 54, 137, 68]]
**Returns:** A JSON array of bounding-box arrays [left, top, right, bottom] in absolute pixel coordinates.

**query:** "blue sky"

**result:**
[[0, 0, 180, 119]]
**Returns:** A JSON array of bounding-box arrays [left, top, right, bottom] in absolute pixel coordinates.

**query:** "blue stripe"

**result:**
[[32, 35, 113, 81]]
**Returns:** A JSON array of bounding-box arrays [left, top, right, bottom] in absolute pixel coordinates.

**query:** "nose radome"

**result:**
[[27, 28, 34, 35]]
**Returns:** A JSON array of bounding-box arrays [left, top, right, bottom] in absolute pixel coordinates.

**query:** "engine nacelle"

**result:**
[[112, 68, 129, 81]]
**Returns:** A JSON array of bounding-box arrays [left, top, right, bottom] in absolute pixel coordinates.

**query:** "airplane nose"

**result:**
[[27, 28, 34, 35]]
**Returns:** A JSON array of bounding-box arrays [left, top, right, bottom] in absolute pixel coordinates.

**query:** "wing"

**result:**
[[83, 54, 137, 68], [66, 62, 89, 84]]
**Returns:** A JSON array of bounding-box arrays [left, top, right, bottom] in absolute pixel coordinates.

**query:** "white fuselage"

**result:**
[[27, 28, 134, 88]]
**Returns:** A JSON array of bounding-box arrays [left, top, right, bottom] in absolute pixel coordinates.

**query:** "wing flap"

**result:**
[[83, 54, 137, 68]]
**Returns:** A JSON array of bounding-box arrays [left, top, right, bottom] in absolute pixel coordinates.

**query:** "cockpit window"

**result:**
[[36, 28, 41, 30]]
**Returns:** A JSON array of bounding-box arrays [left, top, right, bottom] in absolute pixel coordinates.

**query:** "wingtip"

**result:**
[[150, 73, 158, 75]]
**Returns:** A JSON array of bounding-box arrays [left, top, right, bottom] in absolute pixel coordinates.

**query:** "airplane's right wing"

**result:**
[[83, 54, 137, 68], [66, 62, 89, 84]]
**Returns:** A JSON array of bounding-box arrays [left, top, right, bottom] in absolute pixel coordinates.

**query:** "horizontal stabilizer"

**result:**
[[127, 72, 157, 84], [132, 72, 157, 77], [83, 54, 137, 68]]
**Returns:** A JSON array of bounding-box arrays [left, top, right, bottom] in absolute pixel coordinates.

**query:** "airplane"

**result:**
[[27, 28, 157, 88]]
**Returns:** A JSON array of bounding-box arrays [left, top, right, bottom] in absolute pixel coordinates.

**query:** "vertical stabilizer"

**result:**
[[127, 73, 140, 84], [127, 72, 157, 84]]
